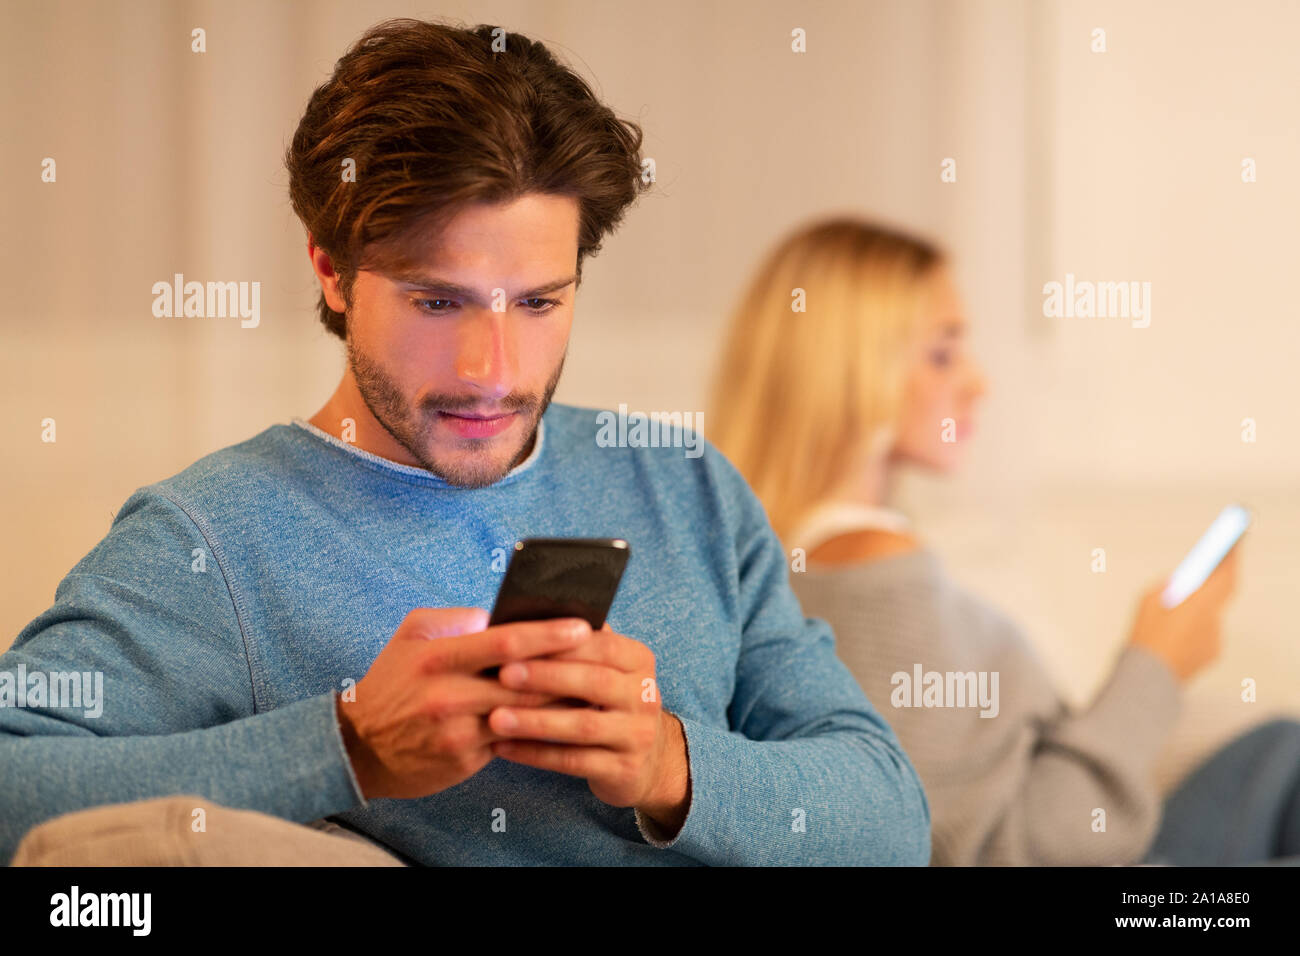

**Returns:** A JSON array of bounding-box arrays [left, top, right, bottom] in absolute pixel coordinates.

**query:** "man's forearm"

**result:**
[[0, 692, 364, 864]]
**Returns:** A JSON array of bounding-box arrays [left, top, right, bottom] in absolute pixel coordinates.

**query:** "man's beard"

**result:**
[[345, 332, 565, 489]]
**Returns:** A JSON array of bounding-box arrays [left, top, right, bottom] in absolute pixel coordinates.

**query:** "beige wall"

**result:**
[[4, 1, 1298, 769]]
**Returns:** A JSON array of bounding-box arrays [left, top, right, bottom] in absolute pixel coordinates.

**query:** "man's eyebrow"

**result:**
[[390, 273, 580, 299]]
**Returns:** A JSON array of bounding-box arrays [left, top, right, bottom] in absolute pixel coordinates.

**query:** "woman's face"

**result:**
[[890, 266, 987, 472]]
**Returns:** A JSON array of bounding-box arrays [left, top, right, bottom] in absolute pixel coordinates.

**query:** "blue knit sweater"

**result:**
[[0, 403, 930, 865]]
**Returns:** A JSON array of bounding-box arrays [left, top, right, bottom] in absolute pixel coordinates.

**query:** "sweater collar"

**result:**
[[288, 414, 546, 489]]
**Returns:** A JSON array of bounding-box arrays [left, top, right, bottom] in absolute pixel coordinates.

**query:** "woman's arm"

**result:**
[[796, 555, 1181, 865]]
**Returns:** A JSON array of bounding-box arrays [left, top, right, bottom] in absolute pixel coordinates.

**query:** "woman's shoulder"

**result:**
[[793, 540, 1027, 650], [797, 531, 940, 590], [806, 527, 922, 564], [794, 546, 1055, 706]]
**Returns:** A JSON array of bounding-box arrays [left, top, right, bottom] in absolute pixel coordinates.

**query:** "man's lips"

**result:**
[[435, 409, 518, 438]]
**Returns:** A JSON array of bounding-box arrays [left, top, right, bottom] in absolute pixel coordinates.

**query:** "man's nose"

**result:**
[[454, 309, 517, 397]]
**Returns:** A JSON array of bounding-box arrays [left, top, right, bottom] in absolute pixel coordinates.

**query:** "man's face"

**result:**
[[322, 193, 580, 488]]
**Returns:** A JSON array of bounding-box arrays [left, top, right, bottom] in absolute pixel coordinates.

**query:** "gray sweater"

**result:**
[[791, 548, 1182, 866]]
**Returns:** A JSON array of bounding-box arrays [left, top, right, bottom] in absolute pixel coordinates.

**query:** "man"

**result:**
[[1, 18, 929, 866]]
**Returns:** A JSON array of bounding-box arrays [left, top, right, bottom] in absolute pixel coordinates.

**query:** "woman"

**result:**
[[707, 217, 1300, 866]]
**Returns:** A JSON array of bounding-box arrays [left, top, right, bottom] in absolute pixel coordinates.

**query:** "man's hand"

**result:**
[[335, 607, 591, 801], [486, 624, 692, 837]]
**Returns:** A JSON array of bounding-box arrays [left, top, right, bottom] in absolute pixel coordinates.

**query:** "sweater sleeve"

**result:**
[[631, 451, 932, 865], [980, 644, 1181, 865], [804, 555, 1181, 866], [0, 486, 366, 864]]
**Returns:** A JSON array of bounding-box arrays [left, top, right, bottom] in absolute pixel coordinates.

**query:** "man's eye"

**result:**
[[522, 297, 559, 314], [415, 298, 456, 314], [414, 298, 558, 314]]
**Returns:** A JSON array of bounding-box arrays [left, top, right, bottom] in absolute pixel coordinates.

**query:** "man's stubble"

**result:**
[[344, 318, 566, 489]]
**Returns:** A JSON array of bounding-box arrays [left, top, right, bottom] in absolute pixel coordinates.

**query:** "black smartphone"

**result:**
[[483, 537, 630, 677]]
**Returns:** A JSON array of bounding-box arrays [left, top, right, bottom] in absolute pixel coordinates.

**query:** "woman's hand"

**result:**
[[1128, 546, 1240, 682]]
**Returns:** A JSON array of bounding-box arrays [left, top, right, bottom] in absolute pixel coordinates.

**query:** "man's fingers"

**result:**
[[538, 628, 651, 672], [497, 659, 633, 709], [487, 704, 627, 748], [440, 715, 553, 751], [420, 617, 592, 674], [421, 672, 570, 716]]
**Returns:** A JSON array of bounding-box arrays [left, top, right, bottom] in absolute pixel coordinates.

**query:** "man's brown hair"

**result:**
[[285, 18, 648, 339]]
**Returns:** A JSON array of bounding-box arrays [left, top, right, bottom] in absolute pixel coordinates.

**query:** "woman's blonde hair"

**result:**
[[707, 217, 944, 543]]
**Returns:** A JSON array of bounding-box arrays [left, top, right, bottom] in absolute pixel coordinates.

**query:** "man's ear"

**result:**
[[307, 234, 349, 314]]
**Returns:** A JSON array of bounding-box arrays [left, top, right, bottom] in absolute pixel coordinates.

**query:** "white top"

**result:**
[[785, 500, 911, 553]]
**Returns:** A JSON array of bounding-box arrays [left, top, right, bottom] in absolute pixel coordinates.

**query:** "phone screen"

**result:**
[[1160, 504, 1250, 608]]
